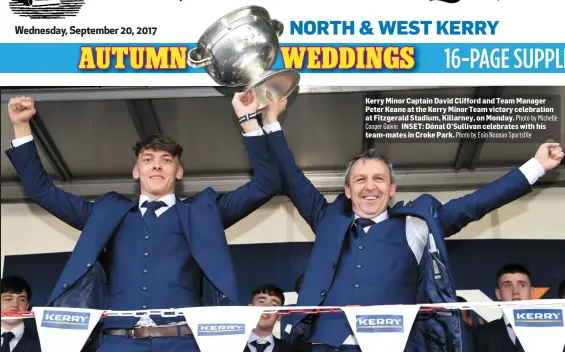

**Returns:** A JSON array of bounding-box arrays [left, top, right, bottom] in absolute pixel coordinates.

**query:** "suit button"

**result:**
[[144, 252, 149, 257], [358, 245, 364, 250], [332, 262, 337, 268], [63, 284, 68, 289], [145, 236, 149, 240], [356, 264, 362, 269], [354, 284, 360, 288], [142, 286, 147, 291], [86, 263, 92, 268], [142, 305, 147, 309], [321, 290, 326, 297], [143, 269, 148, 274]]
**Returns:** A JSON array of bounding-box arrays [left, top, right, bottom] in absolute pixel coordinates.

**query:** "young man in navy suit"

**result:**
[[1, 276, 42, 352], [5, 91, 283, 352], [473, 264, 534, 352], [245, 284, 297, 352], [259, 97, 563, 352]]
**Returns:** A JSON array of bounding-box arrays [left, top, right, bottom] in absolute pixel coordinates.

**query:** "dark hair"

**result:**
[[133, 134, 183, 159], [294, 273, 305, 293], [496, 263, 532, 288], [1, 276, 32, 301], [558, 280, 565, 299], [252, 284, 285, 306]]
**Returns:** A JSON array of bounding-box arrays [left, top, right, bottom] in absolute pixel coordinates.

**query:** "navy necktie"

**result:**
[[250, 340, 271, 352], [141, 200, 166, 229], [352, 217, 376, 236], [1, 332, 15, 352]]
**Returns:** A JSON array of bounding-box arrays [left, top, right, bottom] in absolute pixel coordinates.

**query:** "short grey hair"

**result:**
[[344, 149, 395, 185]]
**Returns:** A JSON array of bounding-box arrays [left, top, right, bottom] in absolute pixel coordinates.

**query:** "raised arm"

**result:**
[[261, 94, 330, 233], [4, 97, 94, 230], [215, 90, 282, 229], [440, 143, 563, 237]]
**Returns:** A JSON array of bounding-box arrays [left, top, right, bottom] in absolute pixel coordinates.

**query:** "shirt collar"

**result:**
[[1, 322, 25, 339], [138, 194, 176, 209], [354, 210, 389, 224], [248, 331, 274, 345], [503, 313, 511, 327]]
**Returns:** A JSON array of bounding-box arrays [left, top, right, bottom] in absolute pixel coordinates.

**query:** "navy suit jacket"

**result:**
[[6, 134, 281, 308], [265, 129, 533, 351], [12, 325, 42, 352]]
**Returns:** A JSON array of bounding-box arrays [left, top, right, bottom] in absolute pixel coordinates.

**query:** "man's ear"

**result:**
[[133, 164, 139, 180], [344, 184, 351, 199], [176, 164, 184, 180]]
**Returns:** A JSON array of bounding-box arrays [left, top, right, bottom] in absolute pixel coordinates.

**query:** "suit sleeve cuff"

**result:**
[[519, 158, 545, 185], [262, 122, 281, 134], [242, 128, 265, 137], [11, 135, 34, 148]]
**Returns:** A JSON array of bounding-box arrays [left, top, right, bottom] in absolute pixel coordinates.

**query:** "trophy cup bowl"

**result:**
[[187, 6, 300, 110]]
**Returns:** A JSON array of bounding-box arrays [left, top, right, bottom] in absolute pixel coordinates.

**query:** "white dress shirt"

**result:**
[[247, 332, 275, 352], [1, 323, 25, 352], [503, 314, 517, 345]]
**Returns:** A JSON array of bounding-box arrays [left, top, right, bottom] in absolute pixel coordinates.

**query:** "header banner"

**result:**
[[1, 0, 563, 86]]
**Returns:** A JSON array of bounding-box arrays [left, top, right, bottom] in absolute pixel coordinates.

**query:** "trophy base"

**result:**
[[243, 69, 300, 111]]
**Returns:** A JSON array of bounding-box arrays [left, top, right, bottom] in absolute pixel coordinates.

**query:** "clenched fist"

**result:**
[[534, 142, 564, 171], [232, 90, 259, 118], [261, 90, 287, 125], [8, 96, 36, 125]]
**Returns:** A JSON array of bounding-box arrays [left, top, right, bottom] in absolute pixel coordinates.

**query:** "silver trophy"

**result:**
[[187, 6, 300, 110]]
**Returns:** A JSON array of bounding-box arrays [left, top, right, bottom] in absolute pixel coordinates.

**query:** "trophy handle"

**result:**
[[187, 47, 212, 68], [270, 19, 284, 37]]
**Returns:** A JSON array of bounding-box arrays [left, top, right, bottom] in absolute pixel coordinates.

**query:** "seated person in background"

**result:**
[[457, 296, 484, 352], [474, 263, 534, 352], [246, 284, 298, 352], [1, 276, 42, 352], [457, 296, 485, 330]]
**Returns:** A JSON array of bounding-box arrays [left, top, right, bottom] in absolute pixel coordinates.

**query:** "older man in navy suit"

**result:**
[[259, 97, 563, 352], [5, 91, 283, 352]]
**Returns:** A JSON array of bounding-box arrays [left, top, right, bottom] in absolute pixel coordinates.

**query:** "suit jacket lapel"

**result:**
[[333, 211, 354, 262], [12, 339, 30, 352], [178, 195, 240, 304], [495, 318, 517, 350], [176, 198, 192, 248], [13, 329, 37, 352], [94, 198, 139, 252]]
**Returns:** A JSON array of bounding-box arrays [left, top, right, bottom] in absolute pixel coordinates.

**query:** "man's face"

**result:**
[[1, 291, 29, 326], [250, 293, 282, 330], [495, 273, 534, 301], [133, 149, 183, 199], [344, 159, 396, 219]]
